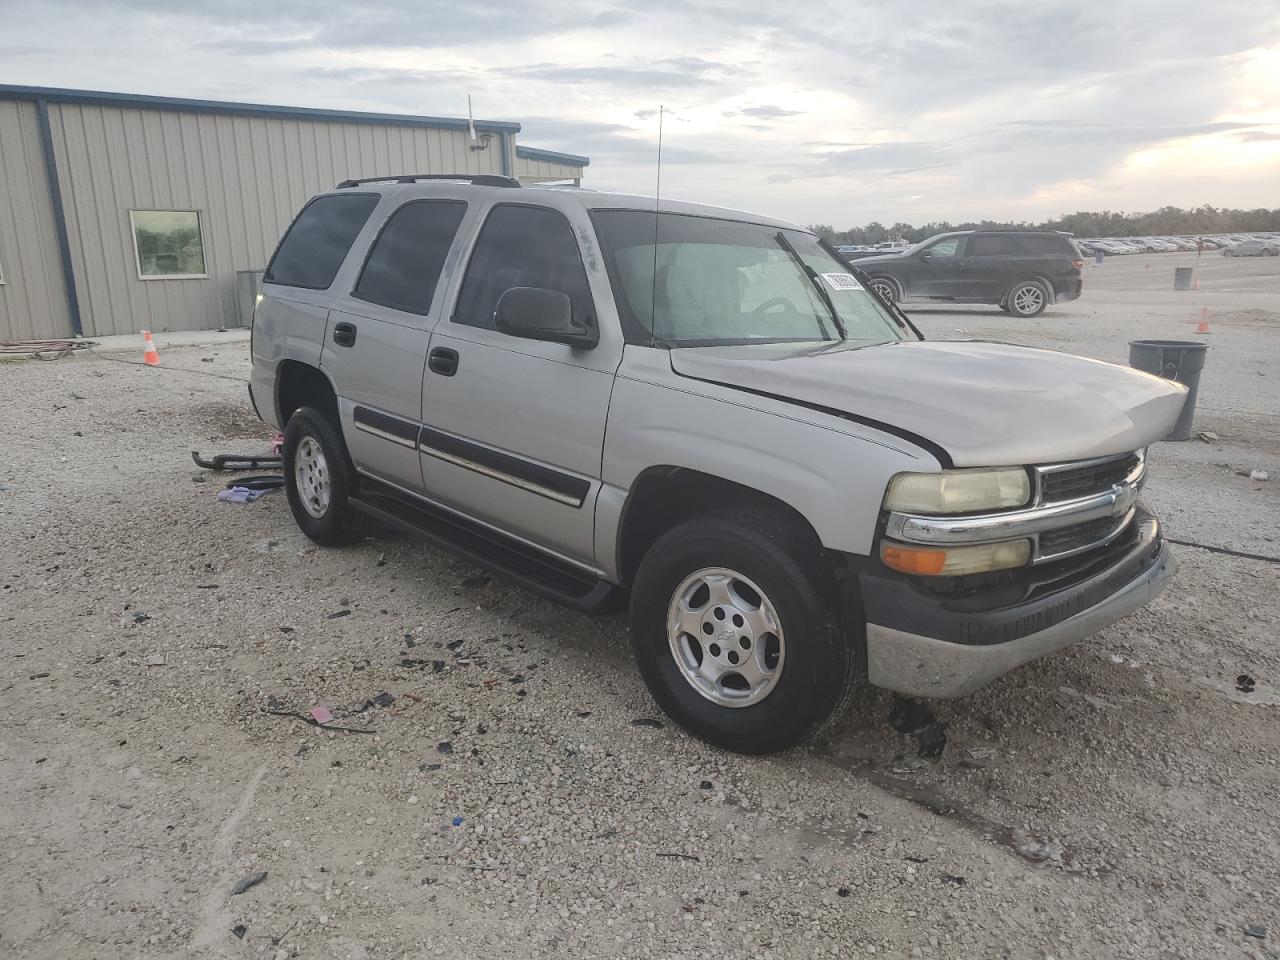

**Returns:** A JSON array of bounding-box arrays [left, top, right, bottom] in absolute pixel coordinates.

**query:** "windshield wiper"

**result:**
[[775, 231, 846, 339]]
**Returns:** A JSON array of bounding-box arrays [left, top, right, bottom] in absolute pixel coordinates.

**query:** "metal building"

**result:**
[[0, 85, 589, 342]]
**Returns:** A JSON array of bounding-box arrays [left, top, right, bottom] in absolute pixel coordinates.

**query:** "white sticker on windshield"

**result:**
[[822, 272, 863, 291]]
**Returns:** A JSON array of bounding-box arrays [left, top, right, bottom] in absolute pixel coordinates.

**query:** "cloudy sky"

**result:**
[[3, 0, 1278, 226]]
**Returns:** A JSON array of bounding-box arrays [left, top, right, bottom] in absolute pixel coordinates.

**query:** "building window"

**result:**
[[130, 210, 208, 279]]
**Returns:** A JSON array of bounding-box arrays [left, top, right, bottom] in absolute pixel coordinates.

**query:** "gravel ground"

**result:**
[[2, 251, 1277, 960]]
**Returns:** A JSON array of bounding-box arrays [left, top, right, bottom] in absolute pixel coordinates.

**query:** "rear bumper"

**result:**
[[1055, 277, 1083, 302], [859, 508, 1175, 698]]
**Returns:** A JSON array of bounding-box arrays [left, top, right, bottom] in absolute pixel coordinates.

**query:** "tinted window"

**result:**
[[965, 234, 1019, 257], [353, 200, 467, 315], [266, 194, 379, 289], [1018, 235, 1074, 256], [453, 205, 592, 330]]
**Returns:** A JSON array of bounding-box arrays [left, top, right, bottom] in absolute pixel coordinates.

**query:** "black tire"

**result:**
[[283, 406, 371, 546], [1005, 279, 1050, 318], [868, 276, 900, 305], [628, 508, 860, 754]]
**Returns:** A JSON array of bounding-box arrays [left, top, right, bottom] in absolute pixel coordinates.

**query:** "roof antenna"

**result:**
[[649, 104, 664, 349], [467, 94, 477, 142]]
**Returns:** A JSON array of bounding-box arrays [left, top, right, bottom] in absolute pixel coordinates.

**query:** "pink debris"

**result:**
[[270, 432, 285, 455], [309, 706, 333, 725]]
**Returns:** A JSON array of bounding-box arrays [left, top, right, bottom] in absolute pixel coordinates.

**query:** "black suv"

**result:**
[[852, 231, 1084, 317]]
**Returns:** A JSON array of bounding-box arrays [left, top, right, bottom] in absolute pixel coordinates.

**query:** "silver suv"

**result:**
[[249, 174, 1186, 753]]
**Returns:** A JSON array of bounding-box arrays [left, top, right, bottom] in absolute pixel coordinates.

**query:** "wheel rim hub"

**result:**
[[666, 567, 785, 708], [294, 435, 331, 519]]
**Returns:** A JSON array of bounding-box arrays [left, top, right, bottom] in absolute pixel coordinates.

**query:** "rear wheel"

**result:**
[[629, 508, 860, 753], [283, 406, 371, 545], [1006, 279, 1050, 318]]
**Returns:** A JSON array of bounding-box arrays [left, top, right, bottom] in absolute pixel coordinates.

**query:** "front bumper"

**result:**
[[860, 507, 1176, 698]]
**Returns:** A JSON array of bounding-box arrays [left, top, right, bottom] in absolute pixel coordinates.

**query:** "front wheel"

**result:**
[[1006, 279, 1050, 318], [868, 276, 900, 305], [283, 406, 371, 545], [629, 508, 860, 754]]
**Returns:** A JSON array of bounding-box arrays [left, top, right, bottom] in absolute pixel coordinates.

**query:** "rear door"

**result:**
[[321, 196, 470, 493], [959, 232, 1021, 299], [418, 202, 622, 565]]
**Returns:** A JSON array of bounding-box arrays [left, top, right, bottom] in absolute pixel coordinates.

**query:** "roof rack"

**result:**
[[335, 173, 521, 189]]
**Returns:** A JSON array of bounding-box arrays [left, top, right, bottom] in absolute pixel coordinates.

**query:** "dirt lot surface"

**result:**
[[2, 251, 1277, 959]]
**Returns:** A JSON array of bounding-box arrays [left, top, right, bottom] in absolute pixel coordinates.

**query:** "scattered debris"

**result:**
[[837, 887, 850, 898], [407, 795, 419, 805], [631, 718, 664, 729], [904, 855, 929, 864], [192, 450, 282, 471], [575, 711, 592, 718], [1248, 470, 1269, 481], [217, 486, 270, 504], [419, 762, 442, 772], [966, 746, 998, 761], [28, 672, 50, 680], [889, 698, 947, 760], [941, 872, 966, 886], [452, 815, 464, 827], [437, 742, 454, 755], [230, 871, 267, 895], [326, 609, 352, 620], [376, 553, 387, 567], [699, 780, 713, 790], [1244, 924, 1267, 940], [1195, 430, 1219, 442], [231, 924, 247, 939], [656, 852, 700, 862], [1236, 674, 1257, 694], [145, 654, 167, 667], [264, 709, 376, 735], [132, 612, 151, 624], [370, 691, 395, 708]]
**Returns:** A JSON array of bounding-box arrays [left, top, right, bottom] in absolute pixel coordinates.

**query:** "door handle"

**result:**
[[428, 347, 459, 377], [332, 322, 357, 347]]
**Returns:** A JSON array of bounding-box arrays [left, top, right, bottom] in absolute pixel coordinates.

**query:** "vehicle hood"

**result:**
[[669, 339, 1188, 467]]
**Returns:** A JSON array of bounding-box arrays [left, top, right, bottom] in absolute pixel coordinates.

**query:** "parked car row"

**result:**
[[1077, 234, 1280, 257]]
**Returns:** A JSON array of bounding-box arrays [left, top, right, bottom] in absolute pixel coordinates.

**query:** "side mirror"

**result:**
[[917, 249, 933, 261], [494, 287, 598, 349]]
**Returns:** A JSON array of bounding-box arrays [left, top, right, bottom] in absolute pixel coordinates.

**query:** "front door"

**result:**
[[908, 235, 966, 298], [419, 203, 621, 566]]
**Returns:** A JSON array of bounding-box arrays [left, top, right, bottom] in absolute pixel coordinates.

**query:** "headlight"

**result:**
[[881, 539, 1031, 576], [884, 467, 1031, 514]]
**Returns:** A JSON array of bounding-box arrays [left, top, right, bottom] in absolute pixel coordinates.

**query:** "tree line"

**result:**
[[807, 205, 1280, 245]]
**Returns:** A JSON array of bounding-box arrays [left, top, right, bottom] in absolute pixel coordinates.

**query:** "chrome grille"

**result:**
[[1039, 452, 1142, 503]]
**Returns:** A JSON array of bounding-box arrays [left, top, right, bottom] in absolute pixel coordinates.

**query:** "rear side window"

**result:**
[[453, 205, 592, 330], [1017, 235, 1074, 256], [966, 234, 1019, 257], [265, 194, 379, 289], [353, 200, 467, 315]]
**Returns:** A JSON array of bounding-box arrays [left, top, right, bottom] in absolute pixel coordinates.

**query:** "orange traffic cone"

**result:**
[[141, 330, 161, 365], [1196, 309, 1210, 335]]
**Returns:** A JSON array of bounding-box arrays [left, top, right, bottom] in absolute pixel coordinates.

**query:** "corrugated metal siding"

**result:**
[[516, 155, 584, 182], [45, 103, 504, 336], [0, 100, 71, 340]]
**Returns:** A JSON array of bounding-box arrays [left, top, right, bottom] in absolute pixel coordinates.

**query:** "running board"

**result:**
[[349, 480, 620, 613]]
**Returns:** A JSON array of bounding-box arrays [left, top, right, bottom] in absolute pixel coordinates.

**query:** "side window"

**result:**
[[265, 193, 379, 290], [453, 205, 592, 330], [1018, 235, 1072, 256], [965, 234, 1018, 257], [925, 237, 961, 258], [353, 200, 467, 315]]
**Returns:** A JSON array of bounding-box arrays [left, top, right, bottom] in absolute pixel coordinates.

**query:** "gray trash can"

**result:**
[[1174, 266, 1193, 290], [1128, 339, 1208, 441], [1094, 251, 1104, 265]]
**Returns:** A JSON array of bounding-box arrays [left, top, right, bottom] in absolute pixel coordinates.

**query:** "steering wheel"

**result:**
[[751, 297, 798, 316]]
